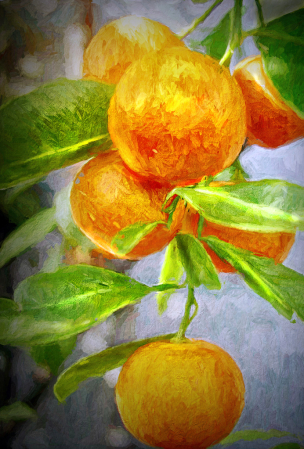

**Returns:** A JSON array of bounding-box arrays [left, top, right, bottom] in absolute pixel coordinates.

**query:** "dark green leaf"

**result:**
[[0, 207, 57, 269], [220, 429, 296, 446], [0, 79, 115, 189], [30, 335, 77, 375], [255, 9, 304, 116], [0, 265, 176, 346], [157, 238, 184, 315], [111, 221, 165, 256], [203, 236, 304, 320], [200, 11, 231, 60], [54, 333, 175, 402], [175, 234, 221, 289], [271, 444, 304, 449], [0, 298, 19, 312], [0, 402, 37, 422], [166, 180, 304, 233]]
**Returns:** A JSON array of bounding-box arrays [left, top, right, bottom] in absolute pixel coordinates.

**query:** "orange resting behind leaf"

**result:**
[[70, 151, 184, 260], [233, 55, 304, 148], [181, 182, 295, 273], [108, 46, 246, 185], [115, 339, 245, 449], [83, 15, 185, 84]]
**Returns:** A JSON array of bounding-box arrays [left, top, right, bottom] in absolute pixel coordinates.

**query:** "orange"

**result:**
[[181, 182, 295, 273], [83, 15, 185, 84], [108, 46, 247, 186], [115, 339, 245, 449], [70, 151, 184, 260], [233, 55, 304, 148]]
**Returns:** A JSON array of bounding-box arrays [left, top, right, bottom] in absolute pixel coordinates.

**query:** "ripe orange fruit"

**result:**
[[70, 151, 184, 260], [83, 15, 185, 84], [181, 182, 295, 273], [115, 339, 245, 449], [108, 46, 247, 186], [233, 55, 304, 148]]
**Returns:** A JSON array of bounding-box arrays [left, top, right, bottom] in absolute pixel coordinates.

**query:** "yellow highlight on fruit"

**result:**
[[109, 46, 247, 185], [83, 16, 185, 84], [116, 339, 245, 449]]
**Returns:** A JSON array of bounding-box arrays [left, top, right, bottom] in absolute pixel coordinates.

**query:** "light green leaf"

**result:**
[[0, 265, 178, 346], [166, 180, 304, 233], [213, 160, 249, 182], [220, 429, 296, 446], [0, 207, 57, 269], [0, 79, 115, 189], [111, 221, 165, 256], [54, 333, 175, 402], [203, 236, 304, 320], [175, 234, 221, 289], [255, 9, 304, 116], [0, 402, 37, 422], [157, 239, 184, 315]]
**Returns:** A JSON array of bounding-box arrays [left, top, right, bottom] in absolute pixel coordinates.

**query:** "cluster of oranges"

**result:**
[[69, 16, 303, 449]]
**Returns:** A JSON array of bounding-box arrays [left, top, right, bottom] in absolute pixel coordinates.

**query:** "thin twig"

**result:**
[[220, 0, 243, 66], [243, 28, 304, 47], [175, 285, 196, 340], [177, 0, 224, 40], [254, 0, 266, 28]]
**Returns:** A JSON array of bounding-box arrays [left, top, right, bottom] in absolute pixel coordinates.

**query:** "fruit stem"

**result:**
[[175, 285, 198, 340], [220, 0, 243, 66], [177, 0, 224, 40], [254, 0, 265, 28]]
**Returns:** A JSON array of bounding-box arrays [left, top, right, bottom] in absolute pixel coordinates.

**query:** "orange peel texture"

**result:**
[[70, 151, 184, 260], [108, 46, 247, 185], [115, 339, 245, 449], [83, 15, 185, 84], [233, 55, 304, 148]]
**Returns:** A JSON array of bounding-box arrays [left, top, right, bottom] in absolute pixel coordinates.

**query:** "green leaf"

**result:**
[[271, 444, 304, 449], [0, 402, 37, 422], [111, 221, 165, 256], [200, 11, 231, 60], [166, 180, 304, 233], [0, 79, 115, 189], [0, 207, 57, 269], [54, 333, 176, 402], [157, 239, 184, 315], [220, 429, 296, 446], [255, 9, 304, 116], [0, 297, 19, 312], [30, 335, 77, 375], [213, 160, 249, 182], [175, 234, 221, 289], [203, 236, 304, 320], [0, 265, 176, 346]]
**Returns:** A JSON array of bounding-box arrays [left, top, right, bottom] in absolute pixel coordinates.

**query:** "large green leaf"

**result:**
[[255, 9, 304, 116], [157, 238, 184, 315], [30, 335, 77, 375], [111, 221, 165, 256], [165, 180, 304, 233], [54, 333, 175, 402], [199, 11, 231, 60], [175, 234, 221, 289], [0, 79, 115, 189], [0, 402, 37, 422], [203, 236, 304, 320], [0, 207, 57, 269], [0, 266, 177, 346]]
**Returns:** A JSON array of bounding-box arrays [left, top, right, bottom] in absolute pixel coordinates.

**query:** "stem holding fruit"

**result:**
[[220, 0, 243, 66], [175, 285, 198, 341]]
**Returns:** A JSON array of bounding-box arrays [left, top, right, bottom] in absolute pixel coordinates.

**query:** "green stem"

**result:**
[[177, 0, 224, 40], [243, 28, 304, 47], [220, 0, 243, 66], [175, 285, 197, 340], [254, 0, 265, 28]]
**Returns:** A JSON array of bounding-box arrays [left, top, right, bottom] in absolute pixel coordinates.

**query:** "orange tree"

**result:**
[[0, 1, 304, 447]]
